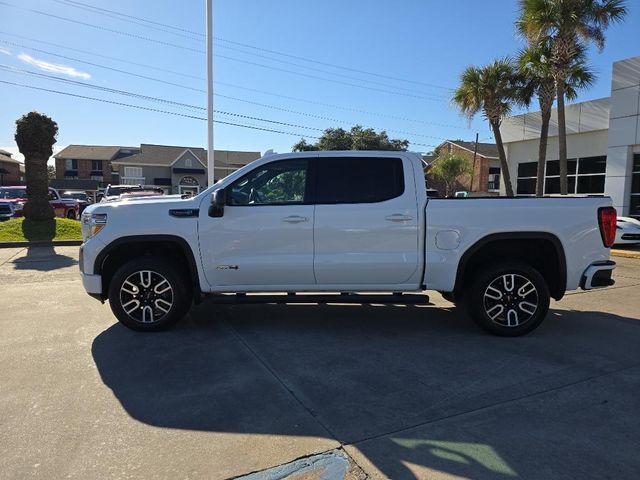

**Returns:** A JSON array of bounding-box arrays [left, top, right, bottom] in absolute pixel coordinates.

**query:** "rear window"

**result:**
[[316, 157, 404, 204], [0, 188, 27, 199]]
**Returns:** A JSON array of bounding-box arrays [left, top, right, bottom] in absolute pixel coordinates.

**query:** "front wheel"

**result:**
[[108, 257, 191, 331], [465, 263, 550, 337], [67, 209, 77, 220]]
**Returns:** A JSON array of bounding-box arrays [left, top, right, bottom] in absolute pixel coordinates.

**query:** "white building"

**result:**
[[501, 55, 640, 219]]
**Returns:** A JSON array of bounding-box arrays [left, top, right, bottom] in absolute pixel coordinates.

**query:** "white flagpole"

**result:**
[[206, 0, 215, 186]]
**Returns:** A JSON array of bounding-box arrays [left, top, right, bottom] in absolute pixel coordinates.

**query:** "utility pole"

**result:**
[[206, 0, 215, 187], [469, 132, 479, 192]]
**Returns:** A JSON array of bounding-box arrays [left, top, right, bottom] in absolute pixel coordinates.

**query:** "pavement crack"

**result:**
[[219, 319, 340, 442], [347, 360, 640, 447]]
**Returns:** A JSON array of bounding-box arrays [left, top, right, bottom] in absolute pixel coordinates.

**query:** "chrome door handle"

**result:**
[[282, 215, 308, 223], [385, 214, 413, 222]]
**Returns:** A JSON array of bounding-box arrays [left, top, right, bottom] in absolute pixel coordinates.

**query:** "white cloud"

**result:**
[[17, 53, 91, 80], [0, 47, 11, 56]]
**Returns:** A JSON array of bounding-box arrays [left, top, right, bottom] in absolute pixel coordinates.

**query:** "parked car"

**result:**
[[0, 186, 80, 219], [62, 191, 92, 214], [79, 151, 616, 336], [615, 216, 640, 245], [0, 201, 14, 221], [101, 185, 164, 202]]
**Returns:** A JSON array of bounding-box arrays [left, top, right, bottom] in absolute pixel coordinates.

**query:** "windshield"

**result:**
[[63, 193, 87, 200], [0, 188, 27, 199]]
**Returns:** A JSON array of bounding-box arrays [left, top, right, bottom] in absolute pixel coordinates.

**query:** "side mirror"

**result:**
[[209, 188, 227, 217]]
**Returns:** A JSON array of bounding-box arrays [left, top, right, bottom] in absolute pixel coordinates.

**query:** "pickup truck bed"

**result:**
[[78, 150, 616, 336]]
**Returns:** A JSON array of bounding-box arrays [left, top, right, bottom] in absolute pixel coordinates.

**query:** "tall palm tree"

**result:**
[[518, 42, 594, 196], [452, 58, 521, 196], [15, 112, 58, 221], [516, 0, 628, 194]]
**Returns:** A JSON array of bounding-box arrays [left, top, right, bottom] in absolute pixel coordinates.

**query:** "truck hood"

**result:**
[[84, 195, 199, 216]]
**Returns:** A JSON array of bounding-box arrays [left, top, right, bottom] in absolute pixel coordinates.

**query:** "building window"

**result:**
[[631, 154, 640, 219], [124, 166, 142, 178], [516, 162, 537, 195], [65, 159, 77, 170], [184, 158, 193, 167], [517, 156, 606, 196], [488, 167, 501, 191], [91, 160, 102, 171]]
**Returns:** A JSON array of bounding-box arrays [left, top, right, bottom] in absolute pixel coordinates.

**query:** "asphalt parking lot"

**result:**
[[1, 246, 640, 479]]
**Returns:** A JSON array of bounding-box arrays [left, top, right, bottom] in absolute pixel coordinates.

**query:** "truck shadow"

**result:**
[[92, 302, 640, 479]]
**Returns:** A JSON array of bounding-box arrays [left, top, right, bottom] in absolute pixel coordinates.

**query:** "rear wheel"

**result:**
[[465, 263, 550, 336], [108, 257, 191, 331]]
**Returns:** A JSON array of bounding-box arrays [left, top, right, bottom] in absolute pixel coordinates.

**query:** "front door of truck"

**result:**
[[199, 156, 316, 287], [313, 154, 420, 286]]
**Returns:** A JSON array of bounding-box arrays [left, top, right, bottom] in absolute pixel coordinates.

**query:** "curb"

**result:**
[[611, 249, 640, 259], [0, 240, 82, 248]]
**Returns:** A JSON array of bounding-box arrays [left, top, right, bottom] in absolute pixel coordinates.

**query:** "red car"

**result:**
[[0, 186, 80, 220]]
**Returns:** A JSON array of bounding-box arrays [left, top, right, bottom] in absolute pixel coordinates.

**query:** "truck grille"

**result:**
[[0, 204, 12, 215]]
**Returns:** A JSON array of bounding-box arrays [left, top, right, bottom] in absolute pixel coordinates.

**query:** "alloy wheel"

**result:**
[[482, 273, 539, 327], [119, 270, 174, 323]]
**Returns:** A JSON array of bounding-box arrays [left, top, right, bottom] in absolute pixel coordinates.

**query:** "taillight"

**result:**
[[598, 206, 617, 248]]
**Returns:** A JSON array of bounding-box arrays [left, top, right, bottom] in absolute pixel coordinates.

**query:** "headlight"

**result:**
[[81, 212, 107, 241], [14, 201, 24, 211]]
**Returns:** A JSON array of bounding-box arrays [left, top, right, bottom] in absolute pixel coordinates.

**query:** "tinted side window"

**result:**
[[228, 159, 309, 206], [316, 157, 404, 204]]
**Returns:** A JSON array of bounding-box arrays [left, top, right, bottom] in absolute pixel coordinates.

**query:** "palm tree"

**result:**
[[518, 42, 594, 196], [452, 58, 521, 196], [516, 0, 628, 194], [15, 112, 58, 221]]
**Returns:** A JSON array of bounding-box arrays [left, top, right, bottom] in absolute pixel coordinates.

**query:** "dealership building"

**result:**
[[500, 55, 640, 219]]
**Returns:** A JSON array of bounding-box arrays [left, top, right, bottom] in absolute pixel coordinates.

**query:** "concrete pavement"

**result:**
[[1, 246, 639, 479]]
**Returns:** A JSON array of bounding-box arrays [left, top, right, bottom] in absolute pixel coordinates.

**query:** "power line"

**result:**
[[0, 79, 436, 148], [53, 0, 204, 37], [49, 0, 451, 91], [50, 0, 448, 98], [51, 0, 202, 42], [0, 36, 469, 130], [0, 39, 206, 93], [0, 1, 204, 54], [0, 79, 324, 140], [0, 64, 444, 142]]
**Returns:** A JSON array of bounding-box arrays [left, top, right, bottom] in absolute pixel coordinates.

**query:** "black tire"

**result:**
[[108, 256, 191, 331], [67, 209, 76, 220], [464, 262, 550, 337]]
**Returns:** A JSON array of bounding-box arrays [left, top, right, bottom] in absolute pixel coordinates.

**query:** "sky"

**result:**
[[0, 0, 639, 163]]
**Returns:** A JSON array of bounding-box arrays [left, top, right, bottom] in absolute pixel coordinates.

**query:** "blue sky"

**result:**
[[0, 0, 638, 162]]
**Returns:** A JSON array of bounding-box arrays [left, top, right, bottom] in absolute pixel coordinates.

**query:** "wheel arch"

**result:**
[[94, 235, 201, 300], [453, 232, 567, 301]]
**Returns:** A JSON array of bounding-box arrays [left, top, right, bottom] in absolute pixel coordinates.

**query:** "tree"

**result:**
[[516, 0, 628, 194], [429, 152, 473, 197], [452, 58, 522, 196], [293, 125, 409, 151], [518, 41, 594, 196], [47, 164, 56, 182], [15, 112, 58, 220]]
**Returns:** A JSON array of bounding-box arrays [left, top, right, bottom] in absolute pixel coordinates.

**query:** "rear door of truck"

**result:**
[[313, 153, 420, 286]]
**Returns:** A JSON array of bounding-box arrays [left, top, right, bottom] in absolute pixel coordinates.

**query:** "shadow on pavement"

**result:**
[[12, 245, 77, 271], [92, 302, 640, 479]]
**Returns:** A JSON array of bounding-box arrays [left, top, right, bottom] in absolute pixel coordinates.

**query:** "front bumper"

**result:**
[[81, 272, 102, 294], [580, 260, 616, 290]]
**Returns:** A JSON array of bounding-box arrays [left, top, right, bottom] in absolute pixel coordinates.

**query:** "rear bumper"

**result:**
[[580, 260, 616, 290]]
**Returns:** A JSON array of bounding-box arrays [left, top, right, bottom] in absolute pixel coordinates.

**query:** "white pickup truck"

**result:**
[[79, 150, 617, 336]]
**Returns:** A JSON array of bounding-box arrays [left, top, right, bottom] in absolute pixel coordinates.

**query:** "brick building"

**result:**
[[0, 149, 24, 185], [426, 140, 501, 196], [54, 145, 139, 187]]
